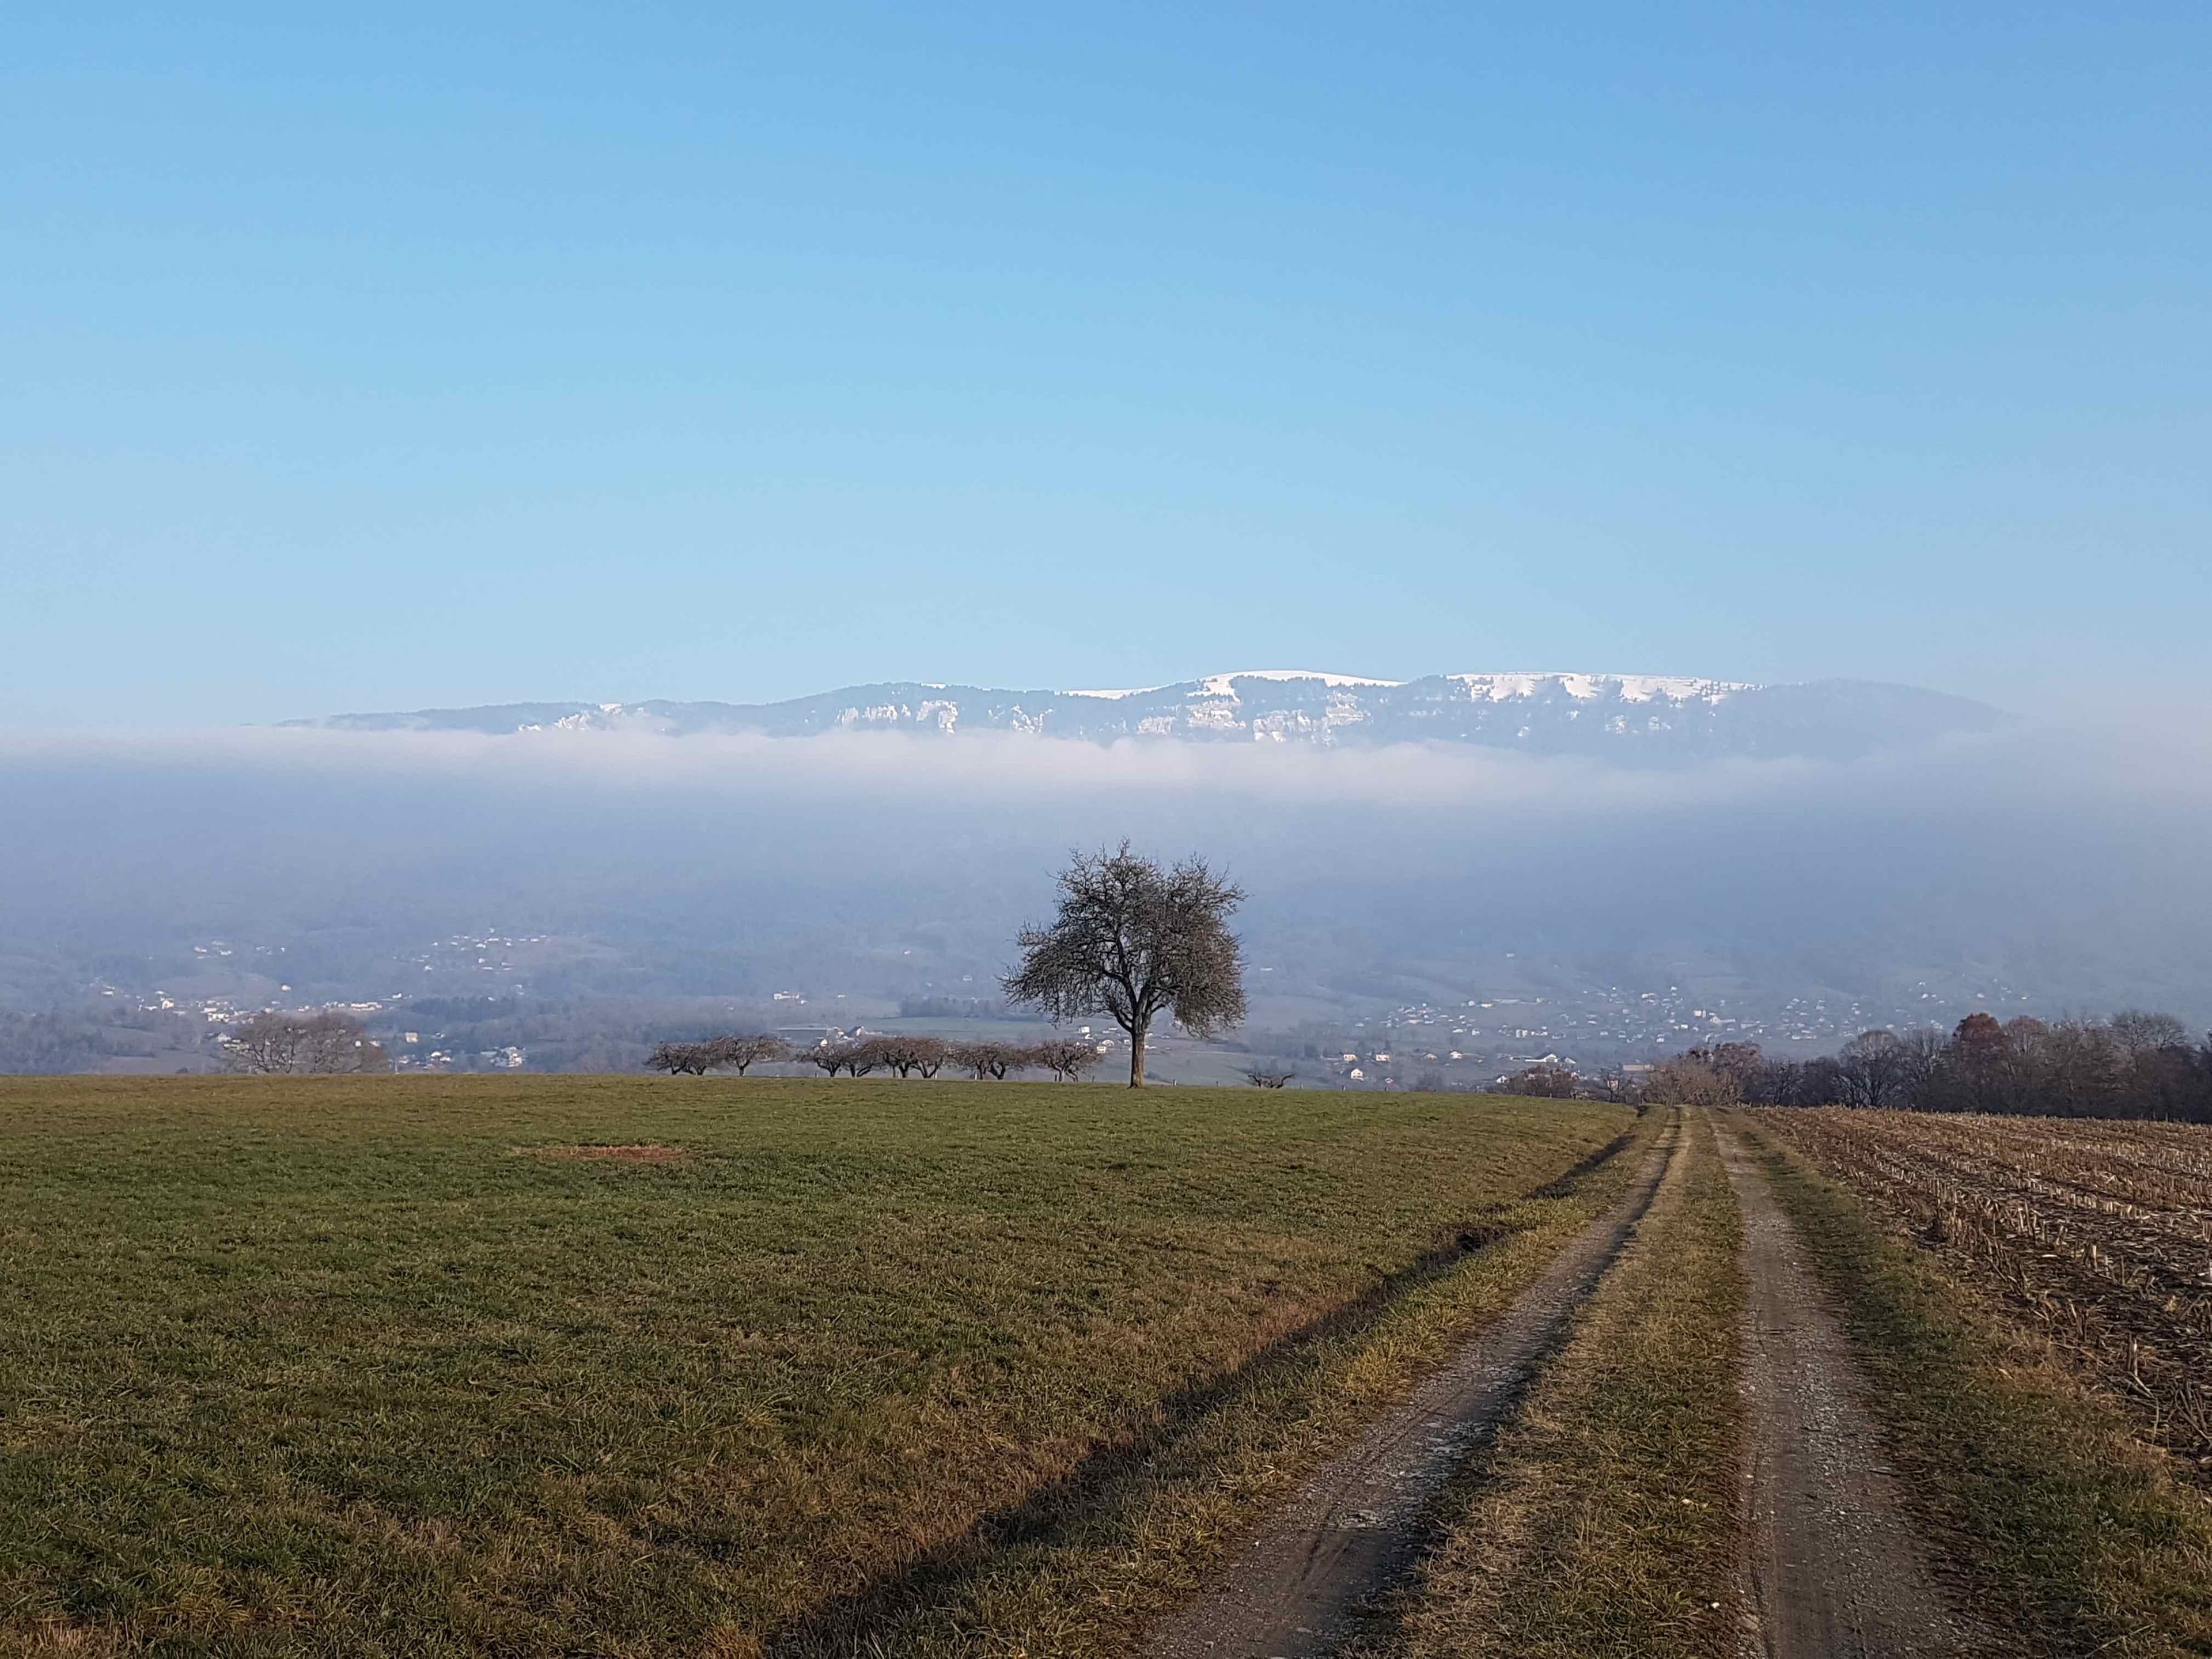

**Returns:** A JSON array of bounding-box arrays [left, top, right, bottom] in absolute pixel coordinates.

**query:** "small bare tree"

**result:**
[[229, 1011, 389, 1074], [1638, 1056, 1734, 1107], [230, 1013, 307, 1075], [800, 1037, 887, 1077], [1002, 843, 1246, 1088], [1582, 1069, 1640, 1105], [1497, 1063, 1580, 1100], [875, 1035, 950, 1078], [948, 1040, 1028, 1080], [706, 1033, 792, 1075], [647, 1041, 714, 1075], [1241, 1063, 1296, 1089], [1033, 1037, 1104, 1082]]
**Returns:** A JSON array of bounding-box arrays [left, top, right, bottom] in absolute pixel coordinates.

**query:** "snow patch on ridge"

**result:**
[[1063, 671, 1751, 703], [1446, 672, 1758, 703], [1194, 669, 1405, 699]]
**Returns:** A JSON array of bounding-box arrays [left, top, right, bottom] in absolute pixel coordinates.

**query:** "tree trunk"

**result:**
[[1128, 1016, 1148, 1087]]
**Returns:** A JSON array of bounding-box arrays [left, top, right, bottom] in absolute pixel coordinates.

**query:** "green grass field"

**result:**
[[0, 1075, 1632, 1656]]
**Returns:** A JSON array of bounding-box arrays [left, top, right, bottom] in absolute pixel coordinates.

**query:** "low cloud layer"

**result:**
[[2, 719, 2207, 1022]]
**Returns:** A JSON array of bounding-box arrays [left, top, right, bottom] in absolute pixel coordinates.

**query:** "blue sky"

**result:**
[[4, 2, 2206, 722]]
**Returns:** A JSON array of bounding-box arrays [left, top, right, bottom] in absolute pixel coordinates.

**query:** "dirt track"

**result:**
[[1716, 1124, 1990, 1659], [1144, 1112, 1681, 1659]]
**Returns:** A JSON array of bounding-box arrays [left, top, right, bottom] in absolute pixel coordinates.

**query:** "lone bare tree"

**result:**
[[1002, 843, 1246, 1088], [228, 1011, 389, 1074]]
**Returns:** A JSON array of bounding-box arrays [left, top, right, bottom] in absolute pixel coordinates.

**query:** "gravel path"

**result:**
[[1145, 1113, 1681, 1659], [1715, 1124, 1992, 1659]]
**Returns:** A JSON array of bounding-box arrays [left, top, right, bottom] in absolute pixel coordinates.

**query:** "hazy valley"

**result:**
[[4, 668, 2204, 1077]]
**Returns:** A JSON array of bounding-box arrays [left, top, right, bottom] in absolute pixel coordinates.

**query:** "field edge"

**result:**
[[776, 1109, 1670, 1657], [1732, 1115, 2212, 1659]]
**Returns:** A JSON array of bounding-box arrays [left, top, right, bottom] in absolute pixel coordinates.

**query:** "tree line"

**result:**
[[1641, 1010, 2212, 1121]]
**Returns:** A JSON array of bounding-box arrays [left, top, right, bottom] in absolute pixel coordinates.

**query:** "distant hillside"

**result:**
[[291, 670, 2008, 761]]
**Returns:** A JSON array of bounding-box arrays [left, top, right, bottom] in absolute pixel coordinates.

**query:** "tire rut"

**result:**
[[1715, 1124, 1994, 1659], [1145, 1111, 1683, 1659]]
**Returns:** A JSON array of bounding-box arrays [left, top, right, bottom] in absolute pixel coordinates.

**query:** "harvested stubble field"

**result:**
[[0, 1075, 1635, 1657], [1750, 1108, 2212, 1474]]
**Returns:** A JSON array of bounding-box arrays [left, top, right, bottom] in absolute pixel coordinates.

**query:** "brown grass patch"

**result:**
[[519, 1142, 696, 1162]]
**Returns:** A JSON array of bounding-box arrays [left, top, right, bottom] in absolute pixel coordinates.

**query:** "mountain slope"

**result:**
[[292, 671, 2006, 761]]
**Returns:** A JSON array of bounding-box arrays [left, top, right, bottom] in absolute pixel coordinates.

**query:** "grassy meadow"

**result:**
[[0, 1075, 1634, 1656]]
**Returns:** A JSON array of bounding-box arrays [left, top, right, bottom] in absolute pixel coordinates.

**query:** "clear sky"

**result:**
[[4, 2, 2206, 723]]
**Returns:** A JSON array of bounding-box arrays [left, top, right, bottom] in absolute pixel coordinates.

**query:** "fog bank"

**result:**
[[1, 721, 2206, 1024]]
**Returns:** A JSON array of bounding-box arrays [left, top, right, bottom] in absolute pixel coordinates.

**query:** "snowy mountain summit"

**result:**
[[299, 669, 2005, 761]]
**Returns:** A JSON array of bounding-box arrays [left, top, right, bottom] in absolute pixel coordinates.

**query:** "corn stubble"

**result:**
[[1753, 1108, 2212, 1472], [1744, 1113, 2212, 1657]]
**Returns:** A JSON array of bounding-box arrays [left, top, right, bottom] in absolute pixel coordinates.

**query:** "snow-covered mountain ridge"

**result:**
[[293, 671, 2006, 761], [1080, 669, 1755, 702]]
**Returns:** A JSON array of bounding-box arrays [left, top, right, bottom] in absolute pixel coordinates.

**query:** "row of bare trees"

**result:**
[[643, 1034, 791, 1075], [646, 1033, 1107, 1082], [1643, 1011, 2212, 1121]]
